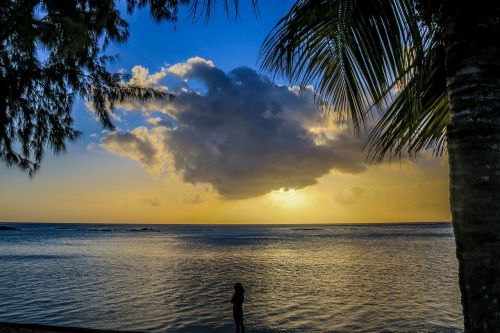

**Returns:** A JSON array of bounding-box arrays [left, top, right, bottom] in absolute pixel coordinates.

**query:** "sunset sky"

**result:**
[[0, 1, 451, 224]]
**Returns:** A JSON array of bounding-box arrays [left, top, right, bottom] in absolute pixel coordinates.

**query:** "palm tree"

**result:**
[[258, 0, 500, 331]]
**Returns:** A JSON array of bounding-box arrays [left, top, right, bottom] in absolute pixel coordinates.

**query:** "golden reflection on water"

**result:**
[[0, 224, 462, 332]]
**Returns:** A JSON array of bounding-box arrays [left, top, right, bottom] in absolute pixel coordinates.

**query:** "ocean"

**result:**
[[0, 223, 462, 332]]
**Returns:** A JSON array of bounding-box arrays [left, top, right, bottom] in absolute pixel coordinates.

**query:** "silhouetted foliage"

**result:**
[[258, 0, 450, 160], [0, 0, 186, 174]]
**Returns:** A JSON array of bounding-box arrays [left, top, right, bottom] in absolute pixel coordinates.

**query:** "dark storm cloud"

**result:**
[[102, 58, 369, 199]]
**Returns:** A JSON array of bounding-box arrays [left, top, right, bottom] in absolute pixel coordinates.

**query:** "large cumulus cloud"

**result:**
[[100, 57, 369, 199]]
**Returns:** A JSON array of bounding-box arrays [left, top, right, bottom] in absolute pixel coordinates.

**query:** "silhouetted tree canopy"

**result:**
[[0, 0, 191, 174]]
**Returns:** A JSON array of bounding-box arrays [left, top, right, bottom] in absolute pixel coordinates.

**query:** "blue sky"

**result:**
[[112, 1, 293, 72], [72, 0, 294, 150]]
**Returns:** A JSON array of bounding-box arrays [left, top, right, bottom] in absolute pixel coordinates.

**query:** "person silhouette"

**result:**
[[231, 283, 245, 333]]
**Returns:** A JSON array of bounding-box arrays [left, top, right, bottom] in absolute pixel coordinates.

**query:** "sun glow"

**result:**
[[268, 188, 309, 209]]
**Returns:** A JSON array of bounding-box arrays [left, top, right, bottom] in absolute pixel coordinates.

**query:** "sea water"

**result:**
[[0, 223, 462, 332]]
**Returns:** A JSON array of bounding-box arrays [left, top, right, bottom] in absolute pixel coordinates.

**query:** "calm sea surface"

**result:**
[[0, 223, 462, 332]]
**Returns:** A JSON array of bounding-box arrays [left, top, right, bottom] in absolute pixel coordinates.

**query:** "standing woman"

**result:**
[[231, 283, 245, 333]]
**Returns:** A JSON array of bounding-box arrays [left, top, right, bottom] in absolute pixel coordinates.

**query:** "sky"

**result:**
[[0, 1, 451, 224]]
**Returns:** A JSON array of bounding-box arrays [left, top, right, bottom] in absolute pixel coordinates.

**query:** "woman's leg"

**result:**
[[234, 317, 241, 333], [234, 317, 243, 333], [234, 310, 243, 333]]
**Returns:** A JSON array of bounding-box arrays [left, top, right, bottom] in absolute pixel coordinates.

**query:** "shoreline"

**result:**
[[0, 323, 140, 333]]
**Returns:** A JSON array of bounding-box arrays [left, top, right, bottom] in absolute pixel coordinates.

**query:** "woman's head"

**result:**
[[234, 282, 245, 293]]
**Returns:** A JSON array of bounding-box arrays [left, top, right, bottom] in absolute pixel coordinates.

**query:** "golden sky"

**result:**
[[0, 148, 450, 224], [0, 58, 450, 224]]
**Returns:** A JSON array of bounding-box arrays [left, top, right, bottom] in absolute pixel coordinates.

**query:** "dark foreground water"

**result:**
[[0, 223, 462, 332]]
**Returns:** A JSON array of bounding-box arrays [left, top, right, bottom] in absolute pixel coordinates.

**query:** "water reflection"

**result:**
[[0, 224, 462, 332]]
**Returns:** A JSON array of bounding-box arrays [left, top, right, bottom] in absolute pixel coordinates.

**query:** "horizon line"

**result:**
[[1, 221, 452, 226]]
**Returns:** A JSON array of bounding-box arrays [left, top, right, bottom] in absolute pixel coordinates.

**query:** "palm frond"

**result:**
[[367, 42, 448, 161], [259, 0, 447, 159], [260, 0, 423, 128], [186, 0, 258, 22]]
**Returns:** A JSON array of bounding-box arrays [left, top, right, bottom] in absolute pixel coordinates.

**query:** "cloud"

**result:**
[[146, 116, 177, 129], [101, 126, 168, 176], [335, 186, 366, 205], [129, 66, 168, 88], [100, 58, 370, 199], [168, 57, 215, 77], [143, 197, 161, 206], [182, 194, 203, 205]]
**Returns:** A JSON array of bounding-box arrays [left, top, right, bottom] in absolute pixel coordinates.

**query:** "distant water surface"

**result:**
[[0, 223, 462, 332]]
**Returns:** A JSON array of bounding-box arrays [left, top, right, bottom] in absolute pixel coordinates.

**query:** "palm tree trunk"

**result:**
[[443, 1, 500, 331]]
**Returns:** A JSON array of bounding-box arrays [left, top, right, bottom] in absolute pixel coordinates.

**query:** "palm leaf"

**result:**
[[367, 41, 448, 161], [259, 0, 448, 159]]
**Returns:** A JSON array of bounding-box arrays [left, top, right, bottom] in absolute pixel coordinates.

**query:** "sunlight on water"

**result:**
[[0, 224, 462, 332]]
